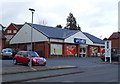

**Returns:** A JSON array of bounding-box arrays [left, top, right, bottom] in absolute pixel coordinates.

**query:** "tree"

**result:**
[[77, 24, 81, 31], [65, 13, 77, 30], [65, 13, 81, 31], [56, 24, 62, 28]]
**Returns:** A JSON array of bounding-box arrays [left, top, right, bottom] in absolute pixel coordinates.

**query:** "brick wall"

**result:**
[[4, 24, 17, 35]]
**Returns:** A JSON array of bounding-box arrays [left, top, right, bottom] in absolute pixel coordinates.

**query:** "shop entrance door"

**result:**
[[80, 47, 86, 57]]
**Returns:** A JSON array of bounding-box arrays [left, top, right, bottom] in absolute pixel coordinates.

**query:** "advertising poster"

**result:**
[[51, 44, 62, 55], [90, 47, 98, 56], [66, 45, 77, 55]]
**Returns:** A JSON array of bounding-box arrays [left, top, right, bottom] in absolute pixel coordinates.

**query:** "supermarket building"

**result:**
[[10, 23, 105, 58]]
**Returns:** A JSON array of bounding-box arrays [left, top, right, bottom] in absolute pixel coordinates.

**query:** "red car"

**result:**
[[13, 51, 46, 66]]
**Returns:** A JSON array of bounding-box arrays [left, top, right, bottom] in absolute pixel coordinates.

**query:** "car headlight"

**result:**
[[10, 53, 12, 55], [33, 58, 37, 62], [44, 58, 46, 62]]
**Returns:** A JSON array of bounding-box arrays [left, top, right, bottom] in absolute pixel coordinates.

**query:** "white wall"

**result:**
[[10, 24, 48, 44], [65, 31, 93, 45], [50, 38, 64, 43], [91, 43, 105, 46]]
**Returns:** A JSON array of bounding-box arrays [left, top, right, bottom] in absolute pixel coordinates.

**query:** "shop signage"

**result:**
[[74, 38, 86, 44], [105, 41, 111, 62]]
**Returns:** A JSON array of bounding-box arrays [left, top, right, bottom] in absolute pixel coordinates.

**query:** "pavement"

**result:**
[[2, 65, 77, 75], [2, 65, 83, 83]]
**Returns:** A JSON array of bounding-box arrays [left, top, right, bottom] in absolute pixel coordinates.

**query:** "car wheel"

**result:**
[[101, 58, 105, 61], [13, 59, 17, 65], [42, 64, 46, 66]]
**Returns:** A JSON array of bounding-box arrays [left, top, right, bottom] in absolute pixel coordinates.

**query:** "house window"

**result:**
[[7, 30, 12, 33], [13, 30, 17, 33]]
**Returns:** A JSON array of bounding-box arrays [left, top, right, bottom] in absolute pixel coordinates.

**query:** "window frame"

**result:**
[[13, 30, 17, 33], [7, 30, 12, 33]]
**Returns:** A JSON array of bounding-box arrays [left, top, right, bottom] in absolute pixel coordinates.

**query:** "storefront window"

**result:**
[[90, 46, 98, 56], [51, 44, 62, 55], [66, 45, 77, 56]]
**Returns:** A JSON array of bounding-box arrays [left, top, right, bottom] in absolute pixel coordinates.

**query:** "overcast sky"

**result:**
[[0, 0, 119, 39]]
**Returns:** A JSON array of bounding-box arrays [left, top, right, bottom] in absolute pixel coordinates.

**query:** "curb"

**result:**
[[2, 66, 77, 75], [2, 71, 84, 83], [97, 61, 120, 64]]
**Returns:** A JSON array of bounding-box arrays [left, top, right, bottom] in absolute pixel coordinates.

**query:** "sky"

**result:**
[[0, 0, 119, 39]]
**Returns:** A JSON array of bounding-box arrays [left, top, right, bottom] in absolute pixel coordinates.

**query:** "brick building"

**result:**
[[10, 23, 105, 58], [0, 24, 6, 52], [4, 23, 23, 47], [4, 23, 23, 41], [107, 32, 120, 54]]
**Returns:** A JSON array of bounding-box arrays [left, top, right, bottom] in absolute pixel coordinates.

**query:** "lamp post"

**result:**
[[29, 8, 35, 67], [29, 8, 35, 51]]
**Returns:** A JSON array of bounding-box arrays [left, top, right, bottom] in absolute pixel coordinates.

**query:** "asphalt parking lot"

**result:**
[[1, 57, 119, 83], [2, 57, 119, 70]]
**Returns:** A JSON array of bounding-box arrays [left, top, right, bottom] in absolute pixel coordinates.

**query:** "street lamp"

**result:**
[[29, 8, 35, 51], [29, 8, 35, 67]]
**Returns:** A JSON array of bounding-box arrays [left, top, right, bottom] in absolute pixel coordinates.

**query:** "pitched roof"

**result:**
[[83, 32, 104, 44], [12, 23, 23, 30], [26, 23, 79, 39], [108, 32, 120, 39], [0, 24, 5, 28]]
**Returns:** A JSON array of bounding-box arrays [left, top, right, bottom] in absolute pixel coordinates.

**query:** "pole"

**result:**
[[29, 8, 35, 67], [31, 12, 33, 51]]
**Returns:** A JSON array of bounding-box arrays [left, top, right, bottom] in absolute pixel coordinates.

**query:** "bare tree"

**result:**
[[38, 20, 47, 26]]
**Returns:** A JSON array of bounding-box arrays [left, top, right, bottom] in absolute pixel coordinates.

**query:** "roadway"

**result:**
[[1, 57, 119, 83]]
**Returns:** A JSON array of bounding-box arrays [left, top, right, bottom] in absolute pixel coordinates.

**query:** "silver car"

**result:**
[[1, 48, 13, 58]]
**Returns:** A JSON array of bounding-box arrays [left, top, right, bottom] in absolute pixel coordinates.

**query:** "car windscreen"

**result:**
[[28, 52, 40, 57], [7, 49, 12, 52], [2, 49, 6, 52]]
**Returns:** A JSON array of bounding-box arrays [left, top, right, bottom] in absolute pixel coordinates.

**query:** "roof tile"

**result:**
[[27, 23, 79, 39]]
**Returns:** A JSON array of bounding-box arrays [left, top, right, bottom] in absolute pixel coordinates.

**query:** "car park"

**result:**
[[101, 53, 120, 62], [13, 51, 46, 66], [1, 48, 13, 59]]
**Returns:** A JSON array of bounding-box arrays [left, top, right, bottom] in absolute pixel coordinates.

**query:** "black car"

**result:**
[[101, 53, 120, 62]]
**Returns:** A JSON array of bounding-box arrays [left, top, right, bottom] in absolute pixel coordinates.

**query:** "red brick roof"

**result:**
[[108, 32, 120, 39]]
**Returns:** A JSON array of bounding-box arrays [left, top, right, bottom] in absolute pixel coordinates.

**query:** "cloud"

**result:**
[[1, 1, 34, 26], [0, 0, 119, 38]]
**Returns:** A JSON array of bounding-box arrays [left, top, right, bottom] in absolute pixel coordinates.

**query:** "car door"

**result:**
[[15, 51, 22, 62], [18, 52, 25, 63], [21, 52, 29, 63]]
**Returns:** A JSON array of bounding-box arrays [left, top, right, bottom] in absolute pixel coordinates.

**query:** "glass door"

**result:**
[[80, 47, 87, 57]]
